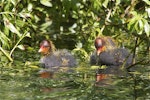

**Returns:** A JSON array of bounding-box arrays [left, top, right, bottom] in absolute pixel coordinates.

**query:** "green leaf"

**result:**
[[0, 31, 10, 42], [0, 31, 10, 48], [143, 0, 150, 5], [91, 65, 100, 70], [0, 47, 13, 62], [75, 42, 82, 48], [16, 20, 25, 27], [138, 30, 143, 35], [144, 21, 150, 37], [25, 32, 31, 38], [40, 21, 52, 30], [3, 18, 21, 37], [11, 0, 17, 5], [17, 44, 25, 50], [28, 3, 33, 11], [40, 0, 52, 7], [103, 0, 109, 8], [129, 71, 141, 75], [100, 65, 107, 69], [116, 0, 121, 5], [19, 13, 31, 19], [134, 21, 140, 33], [127, 17, 137, 30], [138, 20, 144, 30], [146, 8, 150, 18]]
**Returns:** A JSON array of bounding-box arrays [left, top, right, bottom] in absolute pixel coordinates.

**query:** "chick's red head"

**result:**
[[95, 37, 105, 55], [38, 40, 51, 55]]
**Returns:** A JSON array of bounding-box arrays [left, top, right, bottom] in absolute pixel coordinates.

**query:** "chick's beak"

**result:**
[[38, 46, 50, 55], [96, 49, 101, 55], [95, 39, 103, 55], [96, 46, 106, 55], [96, 47, 103, 55], [38, 47, 43, 53]]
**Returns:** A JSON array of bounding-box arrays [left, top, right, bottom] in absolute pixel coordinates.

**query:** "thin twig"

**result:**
[[0, 47, 13, 62], [121, 0, 138, 18], [100, 9, 112, 34], [9, 32, 27, 57]]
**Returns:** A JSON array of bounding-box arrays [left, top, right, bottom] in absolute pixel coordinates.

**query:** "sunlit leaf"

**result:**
[[17, 44, 25, 50], [24, 61, 32, 66], [95, 28, 101, 34], [0, 31, 10, 48], [40, 0, 52, 7], [25, 32, 31, 38], [75, 42, 82, 48], [138, 20, 144, 30], [3, 18, 21, 37], [144, 21, 150, 37], [116, 0, 121, 5], [0, 31, 10, 42], [130, 11, 138, 16], [127, 17, 137, 30], [129, 71, 141, 75], [0, 47, 13, 62], [16, 20, 25, 27], [28, 3, 33, 11], [93, 0, 102, 10], [34, 15, 40, 22], [26, 46, 34, 51], [19, 13, 31, 19], [146, 8, 150, 18], [91, 65, 99, 69], [138, 30, 143, 35], [134, 21, 139, 33], [103, 0, 109, 8], [100, 65, 107, 69], [29, 65, 39, 69], [143, 0, 150, 5], [11, 0, 17, 5], [40, 21, 52, 30]]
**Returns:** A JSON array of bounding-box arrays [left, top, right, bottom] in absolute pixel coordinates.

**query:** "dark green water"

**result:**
[[0, 50, 150, 100]]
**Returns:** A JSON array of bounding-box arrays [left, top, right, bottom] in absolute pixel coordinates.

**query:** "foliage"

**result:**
[[0, 0, 150, 100]]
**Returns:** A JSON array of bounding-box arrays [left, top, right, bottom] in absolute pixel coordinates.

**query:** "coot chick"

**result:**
[[90, 37, 132, 82], [38, 40, 77, 78]]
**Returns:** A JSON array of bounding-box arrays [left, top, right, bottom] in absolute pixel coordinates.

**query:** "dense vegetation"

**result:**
[[0, 0, 149, 100]]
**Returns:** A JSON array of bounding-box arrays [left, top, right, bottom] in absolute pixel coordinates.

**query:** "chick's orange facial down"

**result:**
[[38, 40, 51, 55], [95, 38, 106, 55]]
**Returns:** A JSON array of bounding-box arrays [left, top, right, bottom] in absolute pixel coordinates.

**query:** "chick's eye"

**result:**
[[44, 46, 50, 48], [40, 46, 46, 48]]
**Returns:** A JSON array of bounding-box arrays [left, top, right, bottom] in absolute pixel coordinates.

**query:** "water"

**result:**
[[0, 50, 149, 100]]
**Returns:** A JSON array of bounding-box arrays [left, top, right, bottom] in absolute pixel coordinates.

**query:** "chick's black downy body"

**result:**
[[90, 37, 133, 81], [39, 40, 77, 75], [40, 49, 77, 71], [90, 48, 132, 74]]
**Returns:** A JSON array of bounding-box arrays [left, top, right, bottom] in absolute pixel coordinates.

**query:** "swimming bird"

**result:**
[[90, 37, 132, 82], [38, 40, 77, 78]]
